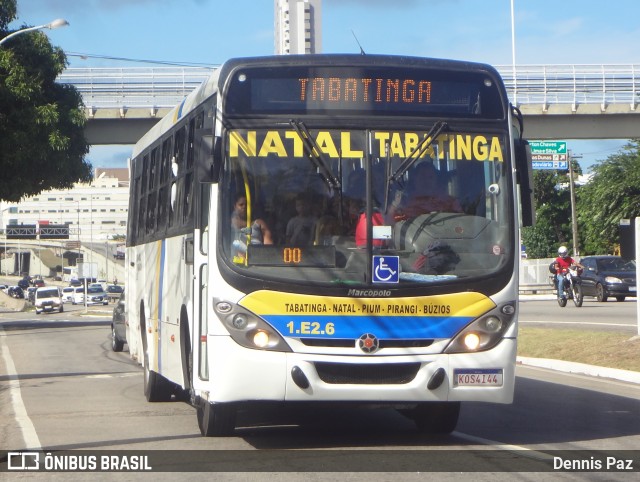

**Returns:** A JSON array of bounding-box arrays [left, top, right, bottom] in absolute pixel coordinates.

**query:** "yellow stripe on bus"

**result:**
[[240, 291, 495, 318]]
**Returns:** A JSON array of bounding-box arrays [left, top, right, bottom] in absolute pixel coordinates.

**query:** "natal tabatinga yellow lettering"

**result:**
[[229, 130, 503, 162]]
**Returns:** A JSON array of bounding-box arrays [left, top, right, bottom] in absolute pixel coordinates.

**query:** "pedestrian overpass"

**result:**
[[59, 64, 640, 145]]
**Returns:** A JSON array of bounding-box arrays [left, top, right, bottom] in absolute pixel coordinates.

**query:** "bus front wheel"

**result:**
[[196, 400, 236, 437], [408, 401, 460, 434]]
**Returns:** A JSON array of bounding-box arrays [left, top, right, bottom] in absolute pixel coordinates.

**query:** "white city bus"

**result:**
[[125, 54, 535, 436]]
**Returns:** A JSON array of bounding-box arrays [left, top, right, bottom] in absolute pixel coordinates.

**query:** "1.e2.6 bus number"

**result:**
[[286, 321, 335, 336]]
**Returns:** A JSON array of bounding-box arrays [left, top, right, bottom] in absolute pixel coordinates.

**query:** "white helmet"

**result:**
[[558, 246, 569, 257]]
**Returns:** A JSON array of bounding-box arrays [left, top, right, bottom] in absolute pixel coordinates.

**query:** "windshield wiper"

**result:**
[[389, 120, 448, 183], [384, 121, 448, 212], [289, 119, 341, 189]]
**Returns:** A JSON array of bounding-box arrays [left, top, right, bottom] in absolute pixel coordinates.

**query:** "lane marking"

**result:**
[[452, 431, 552, 462], [0, 324, 42, 451], [85, 372, 139, 379], [520, 320, 634, 327]]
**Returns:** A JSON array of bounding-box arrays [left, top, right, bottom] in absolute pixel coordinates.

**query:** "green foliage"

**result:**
[[521, 219, 557, 259], [0, 0, 17, 30], [527, 141, 640, 257], [0, 0, 91, 202], [577, 140, 640, 255], [521, 166, 576, 258]]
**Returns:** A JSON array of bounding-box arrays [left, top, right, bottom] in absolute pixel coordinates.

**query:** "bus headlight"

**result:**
[[232, 314, 249, 330], [463, 333, 481, 350], [213, 299, 292, 352], [252, 330, 270, 348], [444, 302, 515, 354]]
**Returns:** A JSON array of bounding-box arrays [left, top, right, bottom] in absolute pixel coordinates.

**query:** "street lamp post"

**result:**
[[0, 18, 69, 46], [76, 201, 81, 273]]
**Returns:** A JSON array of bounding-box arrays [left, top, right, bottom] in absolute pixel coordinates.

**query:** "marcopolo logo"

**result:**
[[347, 289, 392, 297]]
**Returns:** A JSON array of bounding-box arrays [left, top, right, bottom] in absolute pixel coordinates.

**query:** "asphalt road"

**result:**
[[519, 296, 639, 334], [1, 309, 639, 478]]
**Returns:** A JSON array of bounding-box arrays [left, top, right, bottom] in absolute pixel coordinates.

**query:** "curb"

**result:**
[[517, 356, 640, 384]]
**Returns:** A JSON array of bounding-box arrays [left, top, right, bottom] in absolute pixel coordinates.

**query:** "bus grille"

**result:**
[[300, 338, 434, 349], [314, 362, 421, 385]]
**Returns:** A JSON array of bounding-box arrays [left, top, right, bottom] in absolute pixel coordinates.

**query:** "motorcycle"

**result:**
[[556, 266, 583, 307]]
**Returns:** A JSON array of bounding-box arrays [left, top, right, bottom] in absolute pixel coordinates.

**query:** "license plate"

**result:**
[[629, 286, 636, 292], [453, 369, 503, 387]]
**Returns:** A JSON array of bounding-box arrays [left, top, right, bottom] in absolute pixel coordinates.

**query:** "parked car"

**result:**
[[111, 290, 127, 352], [34, 287, 64, 314], [8, 286, 24, 299], [33, 279, 45, 287], [0, 284, 8, 293], [579, 256, 637, 302], [17, 278, 30, 290], [30, 275, 43, 286], [69, 279, 82, 287], [62, 286, 76, 303]]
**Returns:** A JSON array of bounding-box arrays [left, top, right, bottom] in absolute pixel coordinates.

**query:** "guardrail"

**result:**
[[57, 64, 640, 111], [500, 64, 640, 110], [58, 67, 214, 110]]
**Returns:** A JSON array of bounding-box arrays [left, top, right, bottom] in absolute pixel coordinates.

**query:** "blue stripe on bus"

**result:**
[[175, 98, 186, 122], [263, 315, 473, 339]]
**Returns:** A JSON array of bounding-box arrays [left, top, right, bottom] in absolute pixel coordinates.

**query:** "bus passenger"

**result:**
[[231, 195, 273, 261], [286, 194, 317, 246]]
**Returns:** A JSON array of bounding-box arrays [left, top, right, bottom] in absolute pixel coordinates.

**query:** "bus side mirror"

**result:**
[[515, 138, 536, 227]]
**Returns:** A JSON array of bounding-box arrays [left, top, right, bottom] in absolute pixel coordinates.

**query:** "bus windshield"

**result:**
[[221, 126, 512, 287]]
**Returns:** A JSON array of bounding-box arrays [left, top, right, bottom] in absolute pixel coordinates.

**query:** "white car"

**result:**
[[62, 286, 75, 303], [34, 287, 64, 314], [71, 286, 85, 305], [85, 285, 109, 305], [72, 286, 109, 305]]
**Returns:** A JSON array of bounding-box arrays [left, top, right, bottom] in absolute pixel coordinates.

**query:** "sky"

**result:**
[[10, 0, 640, 172]]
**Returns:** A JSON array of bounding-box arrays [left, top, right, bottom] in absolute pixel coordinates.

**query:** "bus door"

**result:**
[[190, 179, 214, 392]]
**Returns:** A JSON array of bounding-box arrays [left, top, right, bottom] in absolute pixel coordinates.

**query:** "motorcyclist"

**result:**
[[554, 246, 583, 300]]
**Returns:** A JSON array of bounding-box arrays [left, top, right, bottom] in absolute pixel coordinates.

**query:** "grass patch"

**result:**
[[518, 327, 640, 372]]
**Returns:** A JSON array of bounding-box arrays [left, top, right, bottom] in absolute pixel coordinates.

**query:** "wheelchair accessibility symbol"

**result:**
[[372, 256, 400, 283]]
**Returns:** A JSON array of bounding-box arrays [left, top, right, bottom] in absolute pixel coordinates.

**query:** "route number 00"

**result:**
[[283, 247, 302, 264]]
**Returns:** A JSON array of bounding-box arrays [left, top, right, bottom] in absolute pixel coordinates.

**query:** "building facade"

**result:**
[[0, 168, 129, 243], [274, 0, 322, 55]]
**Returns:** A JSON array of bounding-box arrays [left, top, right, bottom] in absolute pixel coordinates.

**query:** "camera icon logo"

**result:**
[[8, 452, 40, 470]]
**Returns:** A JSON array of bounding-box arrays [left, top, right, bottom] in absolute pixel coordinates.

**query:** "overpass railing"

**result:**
[[500, 64, 640, 110], [57, 64, 640, 111], [58, 67, 215, 110]]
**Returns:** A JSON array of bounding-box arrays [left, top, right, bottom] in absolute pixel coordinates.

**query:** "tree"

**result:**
[[0, 0, 91, 202], [521, 161, 580, 258], [577, 140, 640, 255]]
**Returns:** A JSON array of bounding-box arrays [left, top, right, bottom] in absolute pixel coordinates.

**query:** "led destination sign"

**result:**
[[297, 77, 433, 105], [225, 65, 505, 119]]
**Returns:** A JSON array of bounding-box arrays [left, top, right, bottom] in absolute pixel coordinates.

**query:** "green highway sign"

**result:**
[[529, 140, 567, 155]]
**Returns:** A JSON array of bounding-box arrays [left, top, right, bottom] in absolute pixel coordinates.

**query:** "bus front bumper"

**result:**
[[204, 336, 516, 405]]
